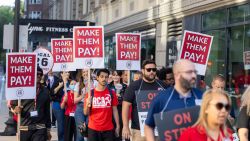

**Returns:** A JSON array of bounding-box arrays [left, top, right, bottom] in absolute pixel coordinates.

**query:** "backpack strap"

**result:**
[[108, 88, 113, 106], [90, 89, 94, 108]]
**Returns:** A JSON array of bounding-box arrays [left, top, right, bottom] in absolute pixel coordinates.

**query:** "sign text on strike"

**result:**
[[54, 41, 72, 46], [120, 51, 137, 59], [187, 35, 208, 44], [77, 29, 100, 36], [10, 75, 32, 86], [78, 47, 100, 56], [119, 36, 138, 42], [55, 47, 72, 53], [77, 38, 100, 45], [10, 56, 33, 64]]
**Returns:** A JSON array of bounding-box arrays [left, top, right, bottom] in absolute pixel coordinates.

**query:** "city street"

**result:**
[[0, 75, 58, 141]]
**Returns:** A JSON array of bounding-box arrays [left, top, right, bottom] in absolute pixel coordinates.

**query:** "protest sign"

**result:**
[[116, 33, 141, 70], [51, 38, 76, 71], [244, 51, 250, 70], [34, 47, 54, 74], [154, 106, 200, 141], [6, 53, 37, 100], [73, 26, 104, 68], [135, 90, 160, 136], [179, 30, 213, 75]]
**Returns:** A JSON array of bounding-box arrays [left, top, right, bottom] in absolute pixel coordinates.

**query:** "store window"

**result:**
[[229, 4, 250, 24], [202, 9, 226, 30], [202, 3, 250, 110], [203, 30, 226, 86]]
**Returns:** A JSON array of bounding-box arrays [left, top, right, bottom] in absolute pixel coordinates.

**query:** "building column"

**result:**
[[155, 20, 168, 68]]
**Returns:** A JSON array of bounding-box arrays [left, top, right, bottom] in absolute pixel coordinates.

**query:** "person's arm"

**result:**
[[45, 89, 52, 140], [83, 94, 91, 115], [74, 83, 83, 104], [122, 101, 132, 139], [237, 106, 249, 141], [113, 106, 120, 137], [238, 128, 248, 141], [144, 124, 155, 141], [60, 94, 67, 109], [54, 82, 63, 94]]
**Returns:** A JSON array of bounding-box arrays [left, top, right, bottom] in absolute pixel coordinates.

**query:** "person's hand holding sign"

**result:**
[[86, 96, 92, 108], [13, 106, 23, 115]]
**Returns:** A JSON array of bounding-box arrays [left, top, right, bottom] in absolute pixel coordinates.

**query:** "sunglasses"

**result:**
[[145, 68, 157, 72], [211, 102, 231, 112]]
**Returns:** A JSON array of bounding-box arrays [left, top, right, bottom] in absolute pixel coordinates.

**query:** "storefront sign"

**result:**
[[116, 33, 141, 70], [73, 26, 104, 68], [6, 53, 37, 100], [34, 47, 54, 74], [135, 90, 160, 136], [180, 30, 213, 75], [19, 19, 94, 36], [244, 51, 250, 70], [51, 38, 75, 71], [154, 106, 200, 141]]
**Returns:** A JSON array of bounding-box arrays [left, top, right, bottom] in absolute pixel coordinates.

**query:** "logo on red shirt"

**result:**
[[92, 94, 111, 108]]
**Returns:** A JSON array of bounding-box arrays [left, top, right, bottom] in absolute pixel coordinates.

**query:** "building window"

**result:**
[[202, 9, 226, 30], [29, 0, 42, 4], [201, 3, 250, 112], [29, 11, 42, 19], [229, 4, 250, 24]]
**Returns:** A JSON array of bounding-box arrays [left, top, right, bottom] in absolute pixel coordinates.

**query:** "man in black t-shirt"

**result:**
[[122, 60, 168, 141]]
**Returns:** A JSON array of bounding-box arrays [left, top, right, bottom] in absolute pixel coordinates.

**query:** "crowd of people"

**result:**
[[3, 59, 250, 141]]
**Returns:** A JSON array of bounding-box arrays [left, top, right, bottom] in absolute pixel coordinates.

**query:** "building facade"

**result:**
[[48, 0, 86, 20], [80, 0, 250, 98], [24, 0, 50, 19]]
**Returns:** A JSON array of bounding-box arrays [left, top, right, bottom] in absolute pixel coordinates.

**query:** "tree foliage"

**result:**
[[0, 6, 14, 72]]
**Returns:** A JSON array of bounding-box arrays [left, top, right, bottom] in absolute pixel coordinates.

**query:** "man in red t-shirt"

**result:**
[[84, 69, 119, 141]]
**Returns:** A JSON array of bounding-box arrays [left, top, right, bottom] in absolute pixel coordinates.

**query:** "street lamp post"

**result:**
[[14, 0, 20, 52]]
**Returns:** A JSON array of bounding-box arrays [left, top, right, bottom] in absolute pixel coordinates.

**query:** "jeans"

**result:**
[[53, 107, 65, 141], [74, 102, 87, 141]]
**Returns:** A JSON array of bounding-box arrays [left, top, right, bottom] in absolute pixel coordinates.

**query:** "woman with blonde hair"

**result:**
[[237, 86, 250, 141], [179, 89, 233, 141]]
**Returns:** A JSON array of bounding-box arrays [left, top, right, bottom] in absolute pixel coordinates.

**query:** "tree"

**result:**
[[0, 6, 14, 73]]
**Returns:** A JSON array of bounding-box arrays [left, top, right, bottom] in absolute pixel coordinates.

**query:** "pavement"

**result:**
[[0, 75, 58, 141]]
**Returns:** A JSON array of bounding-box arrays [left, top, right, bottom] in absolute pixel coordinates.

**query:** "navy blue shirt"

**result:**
[[145, 87, 203, 128]]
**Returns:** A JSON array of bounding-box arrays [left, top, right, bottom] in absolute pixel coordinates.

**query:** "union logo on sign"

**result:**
[[16, 88, 24, 98], [85, 59, 93, 67], [126, 61, 132, 69], [61, 64, 67, 70]]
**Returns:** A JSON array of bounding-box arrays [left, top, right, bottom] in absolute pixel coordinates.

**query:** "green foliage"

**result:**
[[0, 6, 14, 72]]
